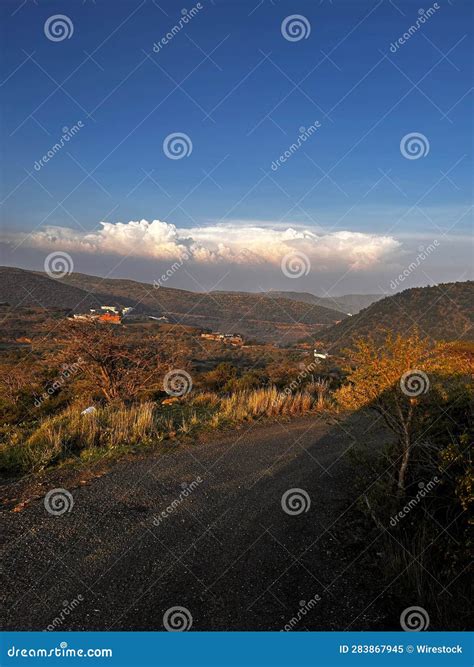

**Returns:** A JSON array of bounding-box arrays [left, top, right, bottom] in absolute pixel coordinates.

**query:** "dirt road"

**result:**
[[1, 411, 393, 631]]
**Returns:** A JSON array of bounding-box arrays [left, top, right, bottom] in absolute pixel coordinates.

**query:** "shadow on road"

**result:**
[[1, 409, 398, 631]]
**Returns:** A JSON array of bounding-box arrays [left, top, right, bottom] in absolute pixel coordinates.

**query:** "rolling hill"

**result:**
[[318, 281, 474, 351], [0, 267, 346, 344], [0, 266, 109, 312], [262, 291, 384, 314], [57, 272, 346, 343]]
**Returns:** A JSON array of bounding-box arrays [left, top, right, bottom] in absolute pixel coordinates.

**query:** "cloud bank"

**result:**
[[10, 219, 401, 272]]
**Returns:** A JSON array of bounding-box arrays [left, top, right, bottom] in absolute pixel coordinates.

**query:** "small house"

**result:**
[[314, 349, 329, 360]]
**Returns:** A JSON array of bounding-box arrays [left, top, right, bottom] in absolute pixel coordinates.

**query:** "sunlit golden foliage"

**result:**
[[335, 330, 472, 493]]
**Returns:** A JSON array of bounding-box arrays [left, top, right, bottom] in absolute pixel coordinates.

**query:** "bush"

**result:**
[[340, 334, 473, 629]]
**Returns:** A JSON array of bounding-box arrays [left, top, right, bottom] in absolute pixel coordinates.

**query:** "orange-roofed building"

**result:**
[[99, 312, 121, 324]]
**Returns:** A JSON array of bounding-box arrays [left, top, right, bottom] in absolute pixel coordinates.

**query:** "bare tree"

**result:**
[[336, 331, 471, 495], [56, 320, 166, 403]]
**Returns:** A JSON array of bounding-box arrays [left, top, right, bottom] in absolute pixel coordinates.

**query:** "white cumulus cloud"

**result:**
[[8, 219, 401, 271]]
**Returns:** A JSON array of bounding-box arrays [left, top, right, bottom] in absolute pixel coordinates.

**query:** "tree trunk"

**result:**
[[398, 435, 411, 497], [396, 400, 414, 497]]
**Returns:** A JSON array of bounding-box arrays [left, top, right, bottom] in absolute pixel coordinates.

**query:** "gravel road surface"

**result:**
[[1, 411, 392, 631]]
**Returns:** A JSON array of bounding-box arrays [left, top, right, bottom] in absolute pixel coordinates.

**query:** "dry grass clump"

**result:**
[[308, 378, 330, 409], [3, 402, 200, 473], [219, 386, 316, 420], [190, 392, 221, 407], [1, 385, 331, 474], [19, 402, 158, 471]]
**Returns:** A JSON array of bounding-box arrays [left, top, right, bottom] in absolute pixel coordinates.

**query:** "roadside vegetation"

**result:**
[[0, 319, 334, 475], [0, 386, 331, 475], [1, 315, 472, 630], [336, 332, 473, 630]]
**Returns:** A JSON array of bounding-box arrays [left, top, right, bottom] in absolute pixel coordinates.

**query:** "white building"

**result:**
[[314, 349, 329, 360]]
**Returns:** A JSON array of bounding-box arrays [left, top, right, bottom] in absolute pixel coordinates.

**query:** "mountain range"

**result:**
[[260, 290, 383, 314], [0, 267, 344, 344], [0, 267, 472, 347], [210, 289, 383, 314]]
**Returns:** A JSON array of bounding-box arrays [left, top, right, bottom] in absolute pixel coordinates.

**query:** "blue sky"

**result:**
[[0, 0, 472, 293]]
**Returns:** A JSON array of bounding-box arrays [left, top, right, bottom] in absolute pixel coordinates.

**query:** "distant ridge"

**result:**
[[261, 290, 383, 314], [3, 268, 470, 347], [0, 266, 107, 312], [318, 281, 474, 351], [57, 271, 346, 342], [0, 267, 346, 344]]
